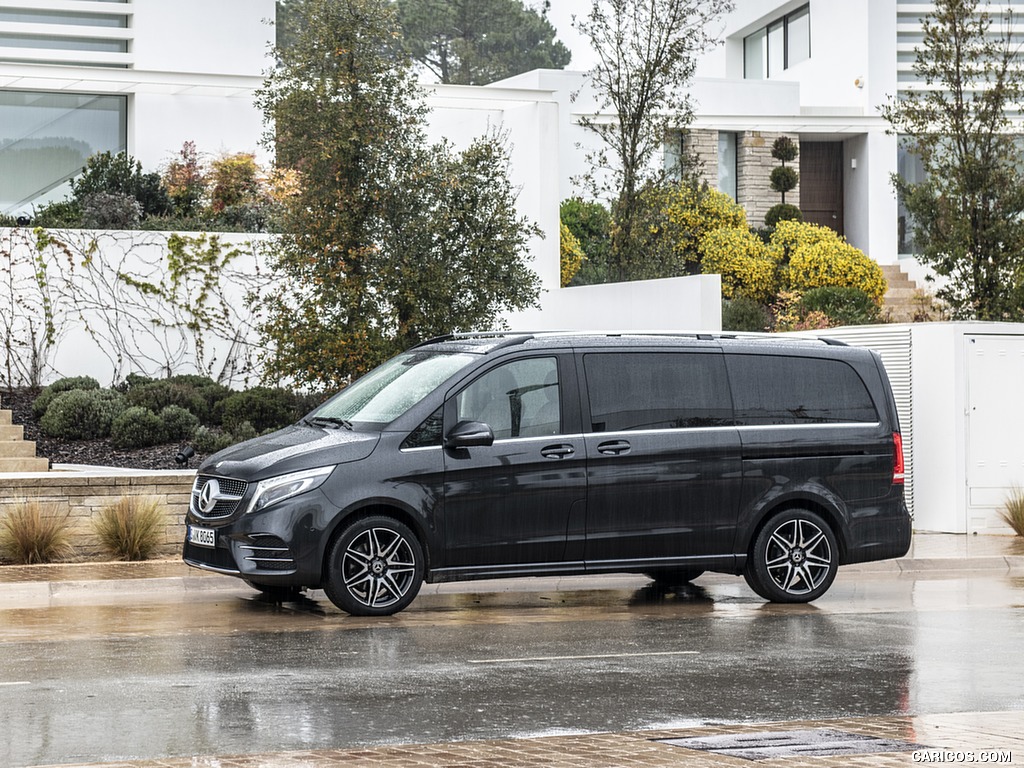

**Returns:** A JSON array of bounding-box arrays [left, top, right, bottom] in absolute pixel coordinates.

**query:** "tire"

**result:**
[[644, 569, 704, 586], [244, 580, 304, 601], [743, 509, 838, 603], [323, 516, 424, 616]]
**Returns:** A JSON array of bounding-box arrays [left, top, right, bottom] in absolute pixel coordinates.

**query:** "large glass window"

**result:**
[[718, 132, 737, 200], [0, 91, 127, 216], [727, 355, 878, 425], [743, 5, 810, 79], [584, 353, 733, 432], [897, 143, 926, 254]]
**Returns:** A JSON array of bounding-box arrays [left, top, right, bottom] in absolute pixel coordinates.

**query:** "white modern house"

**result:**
[[0, 0, 275, 217]]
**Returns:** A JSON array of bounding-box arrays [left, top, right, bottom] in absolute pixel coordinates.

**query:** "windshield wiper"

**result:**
[[303, 415, 354, 430]]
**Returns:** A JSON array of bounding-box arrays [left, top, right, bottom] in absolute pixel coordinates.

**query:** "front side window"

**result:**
[[455, 357, 561, 439], [313, 350, 476, 428], [584, 352, 733, 432], [727, 355, 878, 425]]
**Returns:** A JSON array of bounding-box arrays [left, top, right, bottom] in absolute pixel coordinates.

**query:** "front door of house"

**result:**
[[800, 141, 844, 236]]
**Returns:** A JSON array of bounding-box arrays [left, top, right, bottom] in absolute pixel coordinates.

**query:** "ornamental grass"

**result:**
[[0, 501, 75, 564], [93, 496, 167, 561]]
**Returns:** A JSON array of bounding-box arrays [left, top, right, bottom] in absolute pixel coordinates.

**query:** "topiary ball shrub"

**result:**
[[40, 389, 125, 439], [219, 388, 295, 433], [33, 376, 101, 418], [797, 286, 881, 327], [111, 406, 167, 449], [159, 405, 200, 441], [764, 203, 803, 228]]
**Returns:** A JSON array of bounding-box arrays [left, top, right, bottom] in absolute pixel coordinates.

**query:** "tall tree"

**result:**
[[395, 0, 571, 85], [575, 0, 733, 282], [881, 0, 1024, 320], [257, 0, 539, 389]]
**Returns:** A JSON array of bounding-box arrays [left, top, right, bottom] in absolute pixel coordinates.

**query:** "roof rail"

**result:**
[[411, 331, 534, 351]]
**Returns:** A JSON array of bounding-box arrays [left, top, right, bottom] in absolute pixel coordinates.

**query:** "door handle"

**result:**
[[597, 439, 631, 456], [541, 444, 575, 459]]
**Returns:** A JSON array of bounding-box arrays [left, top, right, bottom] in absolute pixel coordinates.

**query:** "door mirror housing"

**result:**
[[445, 420, 494, 449]]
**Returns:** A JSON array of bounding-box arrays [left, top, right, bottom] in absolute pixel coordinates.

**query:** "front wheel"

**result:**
[[744, 509, 838, 603], [324, 516, 424, 616]]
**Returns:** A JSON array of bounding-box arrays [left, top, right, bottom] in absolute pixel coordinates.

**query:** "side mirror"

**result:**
[[445, 420, 494, 449]]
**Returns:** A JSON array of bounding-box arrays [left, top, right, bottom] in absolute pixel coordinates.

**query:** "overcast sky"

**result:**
[[540, 1, 597, 72]]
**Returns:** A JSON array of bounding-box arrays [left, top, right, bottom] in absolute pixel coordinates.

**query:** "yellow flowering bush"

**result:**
[[663, 185, 749, 264], [700, 226, 777, 302], [769, 221, 887, 303], [560, 222, 585, 287]]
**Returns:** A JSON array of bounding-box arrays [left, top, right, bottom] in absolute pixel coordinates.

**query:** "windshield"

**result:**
[[310, 350, 476, 427]]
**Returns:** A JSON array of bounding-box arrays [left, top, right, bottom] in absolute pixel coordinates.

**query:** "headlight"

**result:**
[[245, 466, 335, 514]]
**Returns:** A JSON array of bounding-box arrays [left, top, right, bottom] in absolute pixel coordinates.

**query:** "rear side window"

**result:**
[[727, 355, 878, 425], [584, 352, 733, 432]]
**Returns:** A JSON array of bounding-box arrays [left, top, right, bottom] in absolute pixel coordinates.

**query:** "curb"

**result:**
[[1, 555, 1022, 609]]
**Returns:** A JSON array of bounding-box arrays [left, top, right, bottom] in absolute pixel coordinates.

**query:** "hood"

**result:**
[[197, 424, 380, 482]]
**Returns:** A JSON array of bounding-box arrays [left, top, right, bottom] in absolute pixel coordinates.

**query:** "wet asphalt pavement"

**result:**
[[2, 570, 1024, 767]]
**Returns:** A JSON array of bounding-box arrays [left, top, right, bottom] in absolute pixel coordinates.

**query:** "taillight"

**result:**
[[892, 432, 905, 485]]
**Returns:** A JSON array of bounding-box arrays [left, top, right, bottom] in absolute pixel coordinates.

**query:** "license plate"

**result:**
[[188, 525, 216, 548]]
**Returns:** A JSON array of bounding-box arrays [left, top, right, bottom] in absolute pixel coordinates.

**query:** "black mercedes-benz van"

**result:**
[[183, 332, 911, 615]]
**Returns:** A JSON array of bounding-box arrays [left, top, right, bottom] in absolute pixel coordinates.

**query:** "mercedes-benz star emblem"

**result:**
[[199, 479, 221, 515]]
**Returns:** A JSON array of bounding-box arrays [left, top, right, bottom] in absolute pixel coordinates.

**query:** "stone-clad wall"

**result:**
[[738, 131, 800, 227], [683, 129, 801, 228], [0, 470, 195, 558]]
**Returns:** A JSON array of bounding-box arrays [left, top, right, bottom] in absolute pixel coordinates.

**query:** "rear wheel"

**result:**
[[744, 509, 838, 603], [324, 516, 424, 616], [644, 568, 704, 586]]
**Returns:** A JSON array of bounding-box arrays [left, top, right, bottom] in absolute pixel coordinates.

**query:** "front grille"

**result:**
[[240, 534, 295, 572], [183, 540, 238, 572], [191, 475, 248, 519]]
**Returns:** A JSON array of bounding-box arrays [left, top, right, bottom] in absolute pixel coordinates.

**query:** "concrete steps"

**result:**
[[880, 263, 931, 322], [0, 396, 49, 473]]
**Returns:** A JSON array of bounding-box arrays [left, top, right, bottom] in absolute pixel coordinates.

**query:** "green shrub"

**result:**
[[110, 406, 167, 449], [663, 185, 749, 267], [219, 388, 295, 433], [797, 286, 881, 326], [560, 222, 585, 287], [71, 151, 170, 218], [0, 501, 74, 564], [126, 379, 210, 422], [764, 203, 802, 228], [0, 213, 18, 227], [93, 496, 166, 561], [33, 376, 101, 418], [699, 226, 776, 303], [722, 295, 771, 332], [160, 405, 200, 441], [32, 200, 81, 228], [40, 389, 124, 439], [770, 220, 888, 303], [560, 197, 612, 285]]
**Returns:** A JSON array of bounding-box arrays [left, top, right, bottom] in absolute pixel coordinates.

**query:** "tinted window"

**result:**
[[584, 352, 733, 432], [727, 355, 878, 425], [456, 357, 561, 439]]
